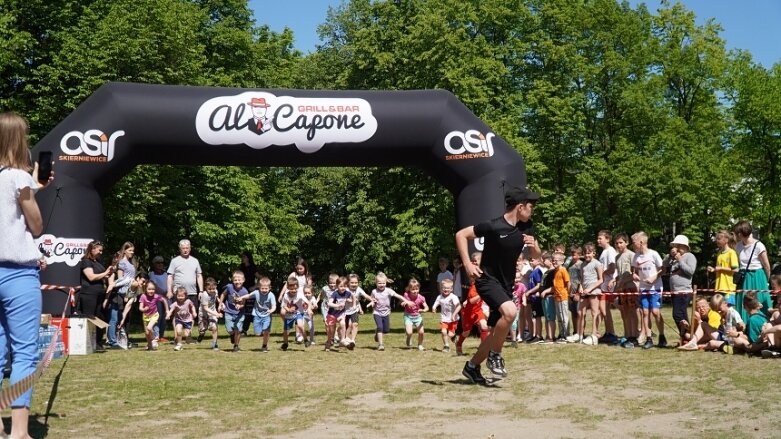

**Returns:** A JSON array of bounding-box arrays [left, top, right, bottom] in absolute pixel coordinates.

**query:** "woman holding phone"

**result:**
[[0, 112, 53, 438]]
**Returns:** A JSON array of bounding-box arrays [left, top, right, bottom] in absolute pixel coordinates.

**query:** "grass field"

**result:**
[[7, 308, 780, 438]]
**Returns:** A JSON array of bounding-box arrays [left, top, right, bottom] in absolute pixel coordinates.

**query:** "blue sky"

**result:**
[[250, 0, 780, 68]]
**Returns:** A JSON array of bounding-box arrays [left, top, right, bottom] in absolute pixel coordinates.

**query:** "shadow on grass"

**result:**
[[421, 378, 503, 387]]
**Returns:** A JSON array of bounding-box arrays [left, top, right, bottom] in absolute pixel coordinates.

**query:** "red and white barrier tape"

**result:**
[[597, 288, 781, 296]]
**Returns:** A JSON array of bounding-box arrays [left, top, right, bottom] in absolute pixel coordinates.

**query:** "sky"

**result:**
[[250, 0, 780, 68]]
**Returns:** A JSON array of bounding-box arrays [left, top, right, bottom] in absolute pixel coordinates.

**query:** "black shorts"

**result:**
[[474, 277, 512, 327], [531, 297, 544, 318]]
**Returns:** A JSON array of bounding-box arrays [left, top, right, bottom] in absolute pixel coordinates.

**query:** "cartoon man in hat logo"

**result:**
[[247, 97, 273, 135]]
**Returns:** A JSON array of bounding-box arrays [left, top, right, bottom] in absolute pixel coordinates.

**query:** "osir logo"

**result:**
[[60, 129, 125, 162], [444, 130, 495, 161], [35, 235, 92, 267], [195, 92, 378, 154]]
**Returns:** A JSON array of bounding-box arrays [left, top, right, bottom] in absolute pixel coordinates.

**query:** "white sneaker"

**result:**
[[566, 334, 581, 343], [582, 335, 598, 346], [515, 335, 523, 342], [418, 345, 425, 351], [174, 343, 183, 351]]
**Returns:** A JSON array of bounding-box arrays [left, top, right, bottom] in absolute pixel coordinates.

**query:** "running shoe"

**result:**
[[462, 361, 487, 384], [487, 351, 507, 377]]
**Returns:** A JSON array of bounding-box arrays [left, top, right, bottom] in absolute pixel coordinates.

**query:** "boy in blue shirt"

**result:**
[[238, 276, 276, 352]]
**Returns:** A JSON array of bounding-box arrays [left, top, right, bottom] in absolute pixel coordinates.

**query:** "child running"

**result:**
[[237, 276, 276, 352], [198, 277, 222, 350], [138, 281, 169, 351], [457, 252, 489, 355], [280, 276, 305, 351], [402, 278, 429, 351], [166, 286, 197, 351], [367, 271, 408, 351], [219, 271, 247, 352], [345, 273, 372, 348], [432, 278, 462, 352], [325, 276, 354, 351]]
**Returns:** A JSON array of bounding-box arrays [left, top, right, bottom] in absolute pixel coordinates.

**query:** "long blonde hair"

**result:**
[[0, 112, 32, 171]]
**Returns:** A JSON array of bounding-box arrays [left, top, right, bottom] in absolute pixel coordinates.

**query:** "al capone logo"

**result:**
[[195, 92, 378, 154], [59, 129, 125, 162], [35, 235, 92, 267], [444, 130, 495, 161]]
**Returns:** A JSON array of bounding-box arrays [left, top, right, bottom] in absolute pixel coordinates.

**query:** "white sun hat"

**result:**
[[670, 235, 690, 249]]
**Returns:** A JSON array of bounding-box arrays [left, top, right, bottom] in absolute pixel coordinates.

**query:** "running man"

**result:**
[[456, 186, 541, 384]]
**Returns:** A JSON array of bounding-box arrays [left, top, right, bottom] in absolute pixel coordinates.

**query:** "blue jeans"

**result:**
[[0, 263, 43, 408], [107, 301, 120, 346]]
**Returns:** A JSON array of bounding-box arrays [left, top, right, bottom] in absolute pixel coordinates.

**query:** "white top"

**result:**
[[167, 255, 202, 295], [433, 293, 461, 323], [345, 287, 369, 315], [0, 168, 40, 266], [599, 246, 617, 291], [736, 240, 766, 271], [632, 250, 663, 290]]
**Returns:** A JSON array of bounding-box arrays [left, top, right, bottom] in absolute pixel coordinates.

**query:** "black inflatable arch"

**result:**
[[32, 82, 528, 314]]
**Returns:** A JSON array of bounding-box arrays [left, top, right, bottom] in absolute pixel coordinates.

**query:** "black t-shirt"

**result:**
[[474, 216, 534, 291], [80, 258, 106, 296]]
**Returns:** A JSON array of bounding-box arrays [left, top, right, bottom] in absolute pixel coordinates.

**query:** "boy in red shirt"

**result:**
[[456, 252, 489, 355]]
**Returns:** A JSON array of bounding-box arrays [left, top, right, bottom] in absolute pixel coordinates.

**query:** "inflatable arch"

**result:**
[[32, 82, 529, 314]]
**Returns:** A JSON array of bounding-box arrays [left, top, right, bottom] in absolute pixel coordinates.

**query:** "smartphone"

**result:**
[[37, 151, 53, 183]]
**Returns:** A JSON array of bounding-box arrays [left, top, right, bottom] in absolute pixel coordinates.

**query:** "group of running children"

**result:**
[[123, 228, 781, 358], [125, 266, 489, 354]]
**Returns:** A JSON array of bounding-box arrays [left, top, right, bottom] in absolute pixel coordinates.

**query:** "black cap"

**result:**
[[504, 186, 540, 208]]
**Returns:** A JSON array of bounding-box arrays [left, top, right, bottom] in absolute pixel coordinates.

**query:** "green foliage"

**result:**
[[7, 0, 780, 288]]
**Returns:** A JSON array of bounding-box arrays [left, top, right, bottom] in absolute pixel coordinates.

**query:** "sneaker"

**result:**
[[174, 344, 183, 351], [405, 335, 412, 348], [637, 335, 647, 345], [260, 345, 268, 353], [761, 349, 780, 359], [232, 344, 239, 352], [378, 344, 385, 351], [443, 345, 450, 353], [642, 338, 654, 350], [212, 342, 219, 351], [462, 361, 487, 384], [151, 339, 159, 350], [525, 336, 540, 344], [347, 340, 356, 351], [324, 341, 332, 352], [304, 340, 311, 348], [281, 342, 288, 351], [723, 344, 734, 355], [533, 338, 546, 345], [555, 337, 568, 344], [543, 338, 554, 345], [657, 334, 668, 348], [418, 345, 425, 351], [582, 335, 598, 346], [621, 340, 635, 349], [197, 333, 204, 343], [566, 334, 581, 343], [159, 337, 169, 344], [296, 335, 304, 343], [487, 351, 507, 377], [95, 345, 106, 353]]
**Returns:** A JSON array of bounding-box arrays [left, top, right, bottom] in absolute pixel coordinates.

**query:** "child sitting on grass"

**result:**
[[725, 294, 768, 355]]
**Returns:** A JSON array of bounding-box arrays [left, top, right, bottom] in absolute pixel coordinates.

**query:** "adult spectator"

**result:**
[[167, 239, 204, 313], [0, 111, 53, 438], [79, 241, 114, 353], [148, 255, 169, 341], [734, 221, 773, 320]]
